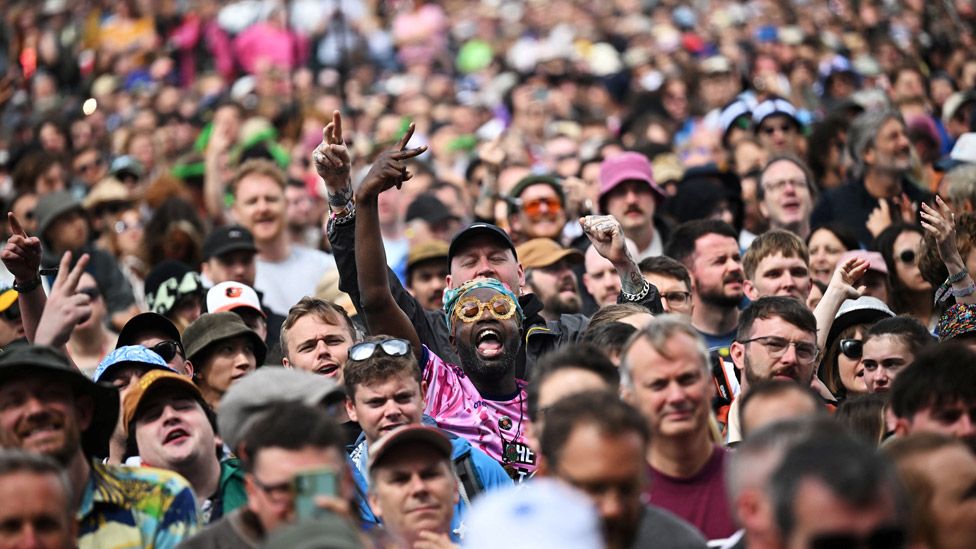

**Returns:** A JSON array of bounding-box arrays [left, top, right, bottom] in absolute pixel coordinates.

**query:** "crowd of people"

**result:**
[[0, 0, 975, 548]]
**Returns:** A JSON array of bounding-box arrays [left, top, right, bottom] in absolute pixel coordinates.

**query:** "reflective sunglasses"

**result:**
[[348, 338, 412, 362], [151, 340, 185, 363], [810, 526, 906, 549], [896, 249, 917, 265], [521, 197, 563, 218], [738, 336, 820, 364], [453, 294, 518, 323], [839, 338, 863, 360]]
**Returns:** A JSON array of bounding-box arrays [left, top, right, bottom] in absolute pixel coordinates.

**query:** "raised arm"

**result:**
[[33, 251, 94, 353], [579, 214, 663, 314], [354, 124, 428, 361], [813, 257, 868, 351], [921, 197, 975, 305], [2, 213, 46, 342]]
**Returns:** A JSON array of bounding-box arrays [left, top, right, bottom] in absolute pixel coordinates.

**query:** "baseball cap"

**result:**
[[202, 225, 257, 260], [110, 155, 145, 180], [93, 345, 172, 383], [838, 250, 887, 275], [0, 289, 18, 315], [217, 367, 345, 451], [207, 281, 265, 318], [598, 152, 667, 212], [144, 261, 204, 317], [515, 238, 584, 270], [406, 240, 449, 272], [464, 478, 603, 549], [0, 345, 118, 458], [182, 311, 267, 365], [404, 194, 458, 225], [701, 55, 733, 75], [752, 97, 801, 128], [260, 513, 362, 549], [368, 425, 452, 472], [121, 369, 204, 434], [447, 223, 517, 266], [941, 91, 976, 125], [116, 312, 182, 349]]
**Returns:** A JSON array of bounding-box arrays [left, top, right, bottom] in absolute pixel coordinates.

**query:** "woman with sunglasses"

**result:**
[[819, 296, 895, 402], [874, 224, 935, 328]]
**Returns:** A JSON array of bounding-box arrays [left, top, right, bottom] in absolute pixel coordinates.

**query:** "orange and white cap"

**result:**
[[206, 281, 265, 318]]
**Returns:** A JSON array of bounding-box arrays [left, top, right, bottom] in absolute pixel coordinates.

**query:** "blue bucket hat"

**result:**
[[94, 345, 172, 383]]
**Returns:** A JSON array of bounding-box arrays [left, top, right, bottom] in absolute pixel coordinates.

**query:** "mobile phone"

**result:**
[[293, 468, 339, 521]]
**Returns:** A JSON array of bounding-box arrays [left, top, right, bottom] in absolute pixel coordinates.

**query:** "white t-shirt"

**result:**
[[255, 246, 336, 316]]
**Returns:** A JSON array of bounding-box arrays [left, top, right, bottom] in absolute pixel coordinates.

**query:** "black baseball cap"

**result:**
[[405, 194, 459, 225], [117, 312, 182, 349], [447, 223, 517, 266], [203, 225, 258, 260]]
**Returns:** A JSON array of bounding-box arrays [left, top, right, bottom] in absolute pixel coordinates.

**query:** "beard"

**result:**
[[698, 286, 743, 308], [457, 331, 520, 385], [541, 292, 582, 316]]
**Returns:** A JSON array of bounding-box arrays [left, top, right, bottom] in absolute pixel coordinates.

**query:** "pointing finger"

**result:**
[[397, 122, 416, 151], [332, 110, 343, 143]]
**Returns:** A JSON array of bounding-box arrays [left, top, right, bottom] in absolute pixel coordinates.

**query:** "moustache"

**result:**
[[723, 273, 744, 284]]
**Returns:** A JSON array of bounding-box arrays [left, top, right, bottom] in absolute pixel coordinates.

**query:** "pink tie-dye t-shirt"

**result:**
[[422, 346, 536, 482]]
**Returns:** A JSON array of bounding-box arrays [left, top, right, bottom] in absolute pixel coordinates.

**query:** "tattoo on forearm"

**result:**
[[328, 185, 353, 208], [622, 271, 644, 293]]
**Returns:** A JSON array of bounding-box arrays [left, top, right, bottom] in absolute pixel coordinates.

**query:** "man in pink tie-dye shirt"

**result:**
[[350, 130, 536, 481]]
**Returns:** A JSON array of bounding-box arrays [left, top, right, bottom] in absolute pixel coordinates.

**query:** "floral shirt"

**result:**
[[78, 460, 199, 549]]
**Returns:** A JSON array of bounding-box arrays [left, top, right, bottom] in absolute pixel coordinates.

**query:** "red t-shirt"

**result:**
[[644, 446, 736, 541]]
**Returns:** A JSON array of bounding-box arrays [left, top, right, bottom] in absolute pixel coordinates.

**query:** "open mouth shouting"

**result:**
[[18, 418, 64, 447], [163, 427, 191, 446], [473, 325, 506, 360]]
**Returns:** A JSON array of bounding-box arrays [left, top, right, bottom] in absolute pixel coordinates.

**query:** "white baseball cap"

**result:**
[[207, 281, 265, 318]]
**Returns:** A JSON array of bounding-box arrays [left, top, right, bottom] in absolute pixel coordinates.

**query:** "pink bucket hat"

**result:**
[[598, 152, 667, 212]]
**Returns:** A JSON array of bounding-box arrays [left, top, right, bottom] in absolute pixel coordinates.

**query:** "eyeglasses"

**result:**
[[453, 294, 518, 323], [114, 219, 143, 234], [739, 336, 820, 364], [78, 287, 100, 300], [896, 249, 917, 265], [810, 526, 906, 549], [150, 340, 185, 363], [762, 177, 807, 193], [521, 197, 563, 218], [661, 291, 692, 306], [839, 338, 863, 360], [251, 475, 293, 504], [348, 338, 412, 361]]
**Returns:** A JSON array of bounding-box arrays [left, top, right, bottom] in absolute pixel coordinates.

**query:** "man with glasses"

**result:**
[[117, 312, 190, 375], [727, 297, 822, 443], [505, 175, 568, 245], [71, 147, 107, 190], [620, 316, 737, 543], [343, 337, 509, 540], [180, 402, 353, 547], [638, 256, 693, 318], [757, 156, 815, 240]]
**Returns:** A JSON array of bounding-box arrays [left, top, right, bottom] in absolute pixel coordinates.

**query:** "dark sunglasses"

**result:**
[[1, 304, 21, 323], [348, 339, 411, 362], [151, 340, 185, 363], [839, 338, 863, 359], [896, 249, 917, 265], [810, 526, 906, 549]]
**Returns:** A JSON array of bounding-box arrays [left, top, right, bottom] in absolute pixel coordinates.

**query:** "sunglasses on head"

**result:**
[[151, 340, 185, 363], [896, 249, 917, 265], [453, 294, 518, 323], [810, 526, 906, 549], [348, 338, 412, 362], [839, 338, 863, 359], [520, 197, 563, 218]]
